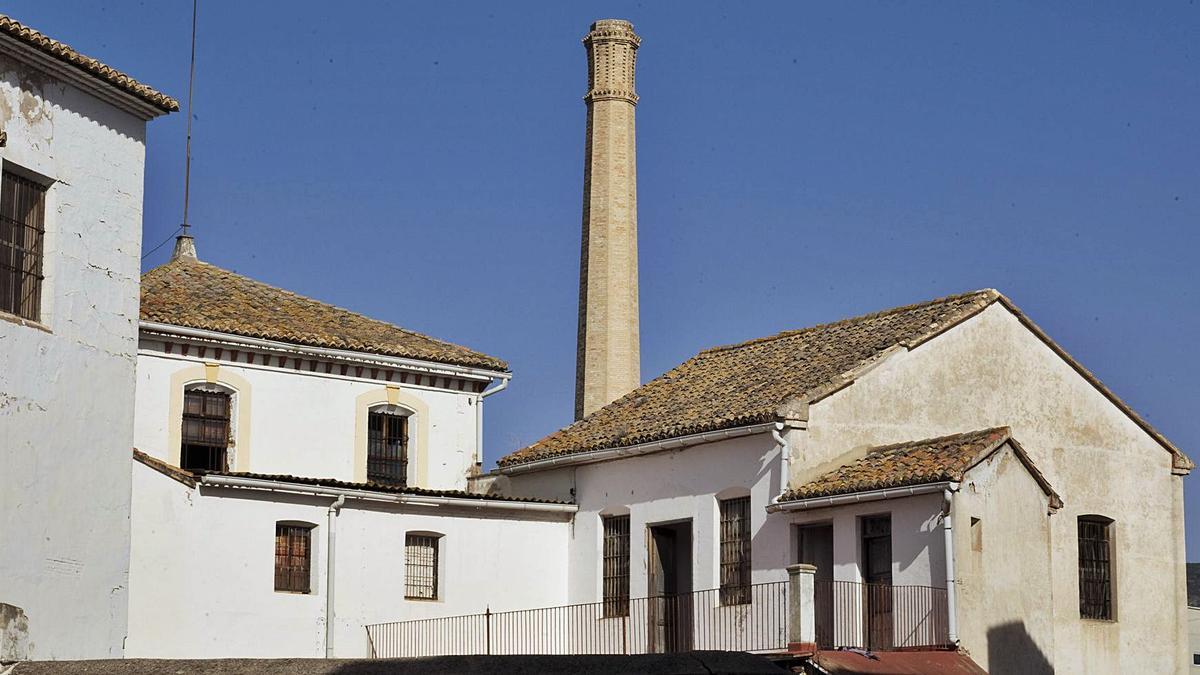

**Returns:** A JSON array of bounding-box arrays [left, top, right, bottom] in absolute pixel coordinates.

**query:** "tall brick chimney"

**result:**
[[575, 19, 642, 420]]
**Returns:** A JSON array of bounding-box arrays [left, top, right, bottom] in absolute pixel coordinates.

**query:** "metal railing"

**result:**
[[366, 581, 788, 658], [815, 580, 950, 651]]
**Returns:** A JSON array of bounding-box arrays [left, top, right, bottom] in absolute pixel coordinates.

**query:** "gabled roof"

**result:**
[[500, 289, 1190, 472], [132, 450, 568, 505], [777, 427, 1062, 508], [501, 290, 998, 467], [140, 256, 508, 372], [0, 14, 178, 113]]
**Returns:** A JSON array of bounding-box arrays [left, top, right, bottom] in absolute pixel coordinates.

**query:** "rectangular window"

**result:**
[[719, 496, 752, 605], [368, 411, 408, 485], [274, 524, 312, 593], [602, 515, 630, 617], [0, 170, 48, 321], [181, 389, 231, 471], [405, 533, 439, 600], [1079, 517, 1113, 620]]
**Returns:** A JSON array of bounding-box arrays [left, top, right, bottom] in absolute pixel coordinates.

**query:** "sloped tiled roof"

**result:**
[[0, 14, 178, 113], [500, 290, 999, 467], [501, 289, 1191, 472], [141, 256, 507, 372], [133, 450, 569, 505], [778, 427, 1060, 508]]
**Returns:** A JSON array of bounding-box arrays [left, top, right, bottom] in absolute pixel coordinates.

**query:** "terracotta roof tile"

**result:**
[[0, 14, 178, 113], [500, 290, 999, 467], [140, 257, 507, 372], [779, 428, 1062, 508], [133, 450, 569, 505], [199, 470, 572, 505], [781, 428, 1010, 500]]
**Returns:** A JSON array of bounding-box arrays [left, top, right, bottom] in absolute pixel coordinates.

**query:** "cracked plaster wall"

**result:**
[[0, 53, 148, 659]]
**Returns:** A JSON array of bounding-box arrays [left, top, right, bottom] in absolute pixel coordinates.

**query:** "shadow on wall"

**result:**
[[987, 620, 1053, 675]]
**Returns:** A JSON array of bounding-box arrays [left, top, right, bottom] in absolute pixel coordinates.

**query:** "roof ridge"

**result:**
[[695, 289, 1000, 358], [146, 257, 495, 360]]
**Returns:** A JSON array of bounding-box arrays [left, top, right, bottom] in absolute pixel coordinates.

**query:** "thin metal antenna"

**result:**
[[181, 0, 198, 234]]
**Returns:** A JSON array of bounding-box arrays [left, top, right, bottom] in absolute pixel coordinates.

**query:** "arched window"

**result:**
[[367, 405, 411, 485], [181, 383, 234, 472], [1078, 515, 1115, 620]]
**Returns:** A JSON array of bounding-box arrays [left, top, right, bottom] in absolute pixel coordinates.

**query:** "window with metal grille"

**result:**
[[180, 388, 231, 472], [602, 515, 630, 617], [368, 410, 408, 485], [719, 496, 752, 605], [0, 170, 47, 321], [1078, 516, 1114, 620], [274, 523, 312, 593], [405, 533, 439, 600]]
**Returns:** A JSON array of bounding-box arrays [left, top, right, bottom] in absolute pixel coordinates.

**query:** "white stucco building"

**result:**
[[0, 15, 176, 661], [489, 289, 1192, 674], [125, 244, 576, 658]]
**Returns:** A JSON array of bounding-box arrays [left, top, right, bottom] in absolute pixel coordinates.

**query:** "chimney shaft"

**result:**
[[575, 19, 641, 420]]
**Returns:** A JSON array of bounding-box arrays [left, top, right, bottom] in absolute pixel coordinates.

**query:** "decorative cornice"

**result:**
[[583, 89, 639, 105]]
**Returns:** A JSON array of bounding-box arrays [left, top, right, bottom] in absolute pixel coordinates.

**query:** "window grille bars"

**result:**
[[719, 497, 752, 605], [274, 524, 312, 593], [406, 534, 439, 600], [602, 515, 630, 617], [368, 411, 409, 486], [0, 171, 47, 321], [181, 389, 231, 471]]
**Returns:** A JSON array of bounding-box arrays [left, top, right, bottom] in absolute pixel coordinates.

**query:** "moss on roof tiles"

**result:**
[[140, 257, 507, 372]]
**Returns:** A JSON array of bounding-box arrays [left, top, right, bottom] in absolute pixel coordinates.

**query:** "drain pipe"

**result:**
[[325, 494, 346, 658], [770, 422, 790, 502], [942, 484, 960, 646], [475, 375, 511, 469]]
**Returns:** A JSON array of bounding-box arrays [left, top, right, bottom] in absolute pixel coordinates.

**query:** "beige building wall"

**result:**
[[800, 302, 1187, 673], [575, 19, 641, 419]]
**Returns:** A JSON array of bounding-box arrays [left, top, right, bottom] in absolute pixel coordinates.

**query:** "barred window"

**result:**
[[368, 410, 408, 485], [0, 170, 47, 321], [405, 533, 439, 600], [602, 515, 630, 617], [275, 523, 312, 593], [1078, 516, 1114, 620], [181, 388, 231, 472], [719, 496, 752, 605]]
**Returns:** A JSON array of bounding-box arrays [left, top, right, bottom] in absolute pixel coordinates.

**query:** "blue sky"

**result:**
[[15, 3, 1198, 553]]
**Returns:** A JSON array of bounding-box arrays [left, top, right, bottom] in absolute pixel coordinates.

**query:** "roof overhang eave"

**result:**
[[498, 422, 776, 475], [766, 481, 958, 514], [140, 320, 510, 382], [198, 474, 577, 515], [0, 32, 175, 119]]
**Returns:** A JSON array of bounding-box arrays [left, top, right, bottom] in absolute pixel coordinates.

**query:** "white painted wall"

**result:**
[[0, 54, 151, 659], [126, 461, 572, 658], [803, 303, 1187, 673], [134, 344, 482, 490]]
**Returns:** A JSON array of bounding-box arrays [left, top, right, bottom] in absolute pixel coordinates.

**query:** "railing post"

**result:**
[[786, 564, 816, 653], [485, 606, 492, 655]]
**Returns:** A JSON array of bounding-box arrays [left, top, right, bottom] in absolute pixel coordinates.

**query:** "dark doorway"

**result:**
[[797, 524, 834, 647], [861, 515, 893, 650], [647, 520, 693, 653]]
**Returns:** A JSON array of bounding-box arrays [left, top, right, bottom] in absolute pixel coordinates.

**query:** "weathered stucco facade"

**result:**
[[0, 33, 171, 659], [496, 297, 1189, 672]]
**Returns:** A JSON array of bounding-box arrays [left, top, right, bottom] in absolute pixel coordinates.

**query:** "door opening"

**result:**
[[797, 524, 834, 647], [647, 520, 693, 652], [861, 515, 893, 650]]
